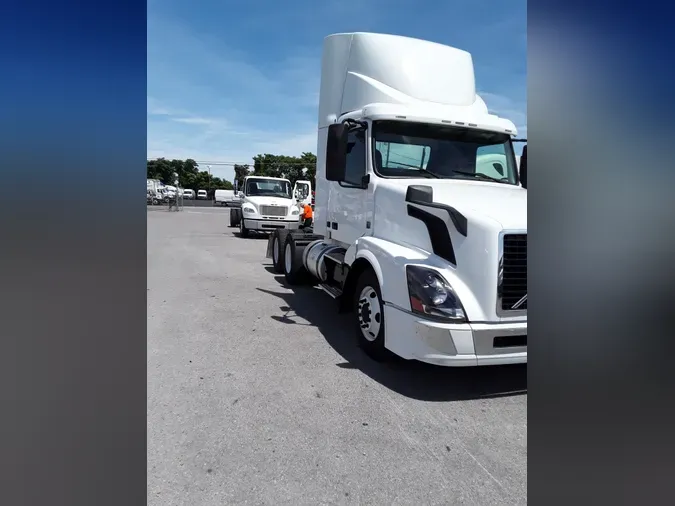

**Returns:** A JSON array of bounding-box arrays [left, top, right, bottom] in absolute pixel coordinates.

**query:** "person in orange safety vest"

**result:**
[[300, 203, 313, 228]]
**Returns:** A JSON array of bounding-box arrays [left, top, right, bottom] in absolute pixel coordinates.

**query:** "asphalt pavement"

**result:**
[[147, 207, 527, 505]]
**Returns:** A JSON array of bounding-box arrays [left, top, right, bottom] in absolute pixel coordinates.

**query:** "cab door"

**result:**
[[330, 126, 371, 244], [293, 180, 312, 206]]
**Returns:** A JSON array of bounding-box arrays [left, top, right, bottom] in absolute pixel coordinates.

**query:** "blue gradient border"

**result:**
[[1, 2, 147, 505]]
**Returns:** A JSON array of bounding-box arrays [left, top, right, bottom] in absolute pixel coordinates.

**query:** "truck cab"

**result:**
[[232, 176, 301, 237], [266, 32, 527, 367]]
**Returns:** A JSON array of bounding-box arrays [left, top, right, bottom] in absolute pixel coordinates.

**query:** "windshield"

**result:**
[[246, 178, 292, 198], [372, 120, 519, 185]]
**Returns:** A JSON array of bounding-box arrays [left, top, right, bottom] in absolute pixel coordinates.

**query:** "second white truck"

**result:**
[[230, 176, 301, 236]]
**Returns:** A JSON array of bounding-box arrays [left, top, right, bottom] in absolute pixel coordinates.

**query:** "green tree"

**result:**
[[148, 153, 316, 193], [233, 164, 250, 190], [252, 153, 317, 186], [147, 158, 234, 193]]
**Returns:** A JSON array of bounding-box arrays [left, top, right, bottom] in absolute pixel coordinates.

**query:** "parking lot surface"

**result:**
[[147, 207, 527, 505]]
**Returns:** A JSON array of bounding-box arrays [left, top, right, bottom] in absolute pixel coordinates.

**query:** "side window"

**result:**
[[343, 129, 366, 186]]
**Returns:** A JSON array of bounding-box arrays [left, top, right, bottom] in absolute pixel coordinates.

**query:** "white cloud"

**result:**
[[171, 117, 222, 126]]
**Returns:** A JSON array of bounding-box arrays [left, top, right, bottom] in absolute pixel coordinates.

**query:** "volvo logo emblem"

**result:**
[[511, 294, 527, 310]]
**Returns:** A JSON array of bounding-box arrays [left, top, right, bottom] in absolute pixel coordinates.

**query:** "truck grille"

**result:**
[[500, 233, 527, 311], [260, 205, 287, 217]]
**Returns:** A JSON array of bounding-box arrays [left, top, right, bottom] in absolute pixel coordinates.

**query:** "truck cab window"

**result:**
[[375, 141, 430, 171], [373, 120, 518, 184], [475, 145, 509, 179], [343, 129, 366, 186]]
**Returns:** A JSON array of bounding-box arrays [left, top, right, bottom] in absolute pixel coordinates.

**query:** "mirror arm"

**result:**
[[343, 118, 368, 130]]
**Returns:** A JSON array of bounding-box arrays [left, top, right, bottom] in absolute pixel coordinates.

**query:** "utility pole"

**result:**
[[207, 165, 212, 200]]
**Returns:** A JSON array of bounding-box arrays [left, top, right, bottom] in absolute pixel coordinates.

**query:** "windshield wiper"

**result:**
[[391, 161, 441, 178], [416, 168, 441, 178], [452, 170, 508, 183]]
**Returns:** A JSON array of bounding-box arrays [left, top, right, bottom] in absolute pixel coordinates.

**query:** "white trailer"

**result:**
[[266, 32, 527, 367], [229, 175, 301, 237], [214, 189, 237, 207]]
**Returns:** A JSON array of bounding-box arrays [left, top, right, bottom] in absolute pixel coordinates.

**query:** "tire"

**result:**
[[230, 208, 241, 227], [229, 209, 237, 227], [354, 269, 389, 362], [239, 213, 249, 238], [272, 230, 289, 273], [283, 234, 308, 285]]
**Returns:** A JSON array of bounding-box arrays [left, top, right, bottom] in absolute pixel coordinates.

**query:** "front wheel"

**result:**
[[353, 269, 389, 362], [239, 215, 249, 237]]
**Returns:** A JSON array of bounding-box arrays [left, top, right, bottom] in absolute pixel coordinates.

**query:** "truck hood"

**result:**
[[374, 179, 526, 321], [421, 180, 527, 230]]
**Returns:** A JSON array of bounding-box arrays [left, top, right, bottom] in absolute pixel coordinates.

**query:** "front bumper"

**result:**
[[384, 304, 527, 367], [243, 217, 299, 231]]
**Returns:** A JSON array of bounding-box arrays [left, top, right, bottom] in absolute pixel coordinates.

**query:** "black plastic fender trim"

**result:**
[[406, 204, 457, 265], [405, 185, 468, 237]]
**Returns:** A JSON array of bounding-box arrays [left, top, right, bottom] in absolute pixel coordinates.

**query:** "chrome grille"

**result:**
[[499, 233, 527, 311], [260, 205, 287, 217]]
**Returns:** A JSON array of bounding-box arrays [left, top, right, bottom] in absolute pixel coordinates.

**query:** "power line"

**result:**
[[147, 159, 317, 166]]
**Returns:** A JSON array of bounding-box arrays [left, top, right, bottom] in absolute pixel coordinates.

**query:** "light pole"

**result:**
[[207, 165, 212, 200]]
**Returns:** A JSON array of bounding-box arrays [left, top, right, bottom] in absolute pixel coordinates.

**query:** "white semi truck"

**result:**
[[266, 32, 527, 367], [230, 175, 302, 236]]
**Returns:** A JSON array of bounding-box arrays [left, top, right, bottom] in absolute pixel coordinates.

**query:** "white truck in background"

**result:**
[[229, 175, 302, 237], [214, 189, 237, 207], [266, 32, 527, 367], [147, 178, 164, 205]]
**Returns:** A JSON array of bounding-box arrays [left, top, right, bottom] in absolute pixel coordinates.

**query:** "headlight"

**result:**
[[406, 265, 466, 322], [291, 208, 299, 215], [243, 206, 255, 214]]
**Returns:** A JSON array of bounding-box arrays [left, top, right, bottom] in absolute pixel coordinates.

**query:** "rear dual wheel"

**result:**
[[282, 234, 316, 285], [271, 230, 289, 273]]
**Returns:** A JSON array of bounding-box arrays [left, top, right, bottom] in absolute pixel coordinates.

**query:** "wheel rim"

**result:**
[[284, 243, 292, 274], [357, 286, 382, 342], [273, 237, 279, 264]]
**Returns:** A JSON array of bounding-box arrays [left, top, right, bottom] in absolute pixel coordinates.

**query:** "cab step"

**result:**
[[318, 283, 343, 299]]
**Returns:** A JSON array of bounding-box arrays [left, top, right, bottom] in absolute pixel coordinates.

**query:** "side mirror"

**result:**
[[325, 123, 349, 182], [520, 145, 527, 189]]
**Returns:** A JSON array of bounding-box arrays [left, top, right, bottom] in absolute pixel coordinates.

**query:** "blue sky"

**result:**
[[148, 0, 526, 182]]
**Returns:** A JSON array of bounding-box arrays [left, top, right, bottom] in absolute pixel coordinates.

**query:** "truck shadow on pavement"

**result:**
[[257, 267, 527, 402]]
